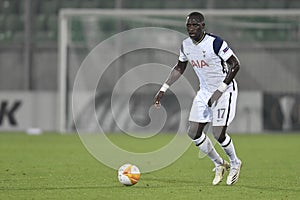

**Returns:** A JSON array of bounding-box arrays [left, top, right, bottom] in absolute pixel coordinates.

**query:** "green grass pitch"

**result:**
[[0, 132, 299, 199]]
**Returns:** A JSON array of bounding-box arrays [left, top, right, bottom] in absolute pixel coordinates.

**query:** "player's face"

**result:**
[[186, 16, 204, 41]]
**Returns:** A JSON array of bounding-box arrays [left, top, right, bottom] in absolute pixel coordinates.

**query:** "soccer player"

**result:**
[[154, 12, 242, 185]]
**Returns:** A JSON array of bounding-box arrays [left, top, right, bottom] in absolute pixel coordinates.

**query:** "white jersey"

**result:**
[[179, 33, 236, 93]]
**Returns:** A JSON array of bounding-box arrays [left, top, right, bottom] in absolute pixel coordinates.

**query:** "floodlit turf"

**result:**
[[0, 132, 300, 199]]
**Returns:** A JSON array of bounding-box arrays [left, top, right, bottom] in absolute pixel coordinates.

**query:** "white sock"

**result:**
[[220, 134, 240, 165], [193, 133, 223, 167]]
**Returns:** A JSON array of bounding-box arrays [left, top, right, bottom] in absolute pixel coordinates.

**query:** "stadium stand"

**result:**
[[0, 0, 18, 14], [4, 14, 23, 42], [289, 0, 300, 8], [46, 14, 58, 41], [34, 14, 47, 41], [0, 0, 298, 94], [70, 18, 84, 42], [60, 0, 81, 9], [0, 0, 299, 43], [79, 0, 101, 8], [36, 0, 59, 14]]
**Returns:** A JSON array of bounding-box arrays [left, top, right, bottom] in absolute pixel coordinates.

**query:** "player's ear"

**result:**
[[201, 22, 205, 28]]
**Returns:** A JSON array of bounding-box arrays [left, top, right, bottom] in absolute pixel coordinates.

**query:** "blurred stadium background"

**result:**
[[0, 0, 300, 134]]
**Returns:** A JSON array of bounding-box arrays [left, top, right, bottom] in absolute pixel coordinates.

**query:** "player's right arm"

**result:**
[[154, 60, 188, 108]]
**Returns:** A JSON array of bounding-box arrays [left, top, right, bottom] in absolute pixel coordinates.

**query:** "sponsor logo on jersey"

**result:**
[[191, 59, 209, 68]]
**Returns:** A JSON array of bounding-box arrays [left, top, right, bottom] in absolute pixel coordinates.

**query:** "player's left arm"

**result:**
[[223, 54, 240, 84], [208, 54, 240, 107]]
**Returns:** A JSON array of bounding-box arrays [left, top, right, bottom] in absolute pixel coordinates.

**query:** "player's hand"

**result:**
[[208, 90, 223, 107], [154, 91, 164, 108]]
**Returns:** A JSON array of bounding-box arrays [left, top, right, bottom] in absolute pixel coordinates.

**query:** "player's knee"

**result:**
[[213, 126, 226, 143], [187, 122, 203, 140], [216, 134, 226, 143]]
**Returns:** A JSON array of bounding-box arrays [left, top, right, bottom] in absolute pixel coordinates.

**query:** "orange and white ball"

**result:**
[[118, 164, 141, 186]]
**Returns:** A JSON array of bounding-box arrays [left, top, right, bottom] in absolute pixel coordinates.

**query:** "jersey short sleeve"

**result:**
[[178, 43, 188, 62], [218, 41, 234, 61]]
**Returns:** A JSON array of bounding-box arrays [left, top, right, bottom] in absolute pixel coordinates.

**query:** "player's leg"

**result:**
[[188, 90, 229, 185], [188, 122, 229, 185], [188, 122, 224, 167], [213, 126, 241, 167], [212, 89, 242, 185], [213, 126, 242, 185]]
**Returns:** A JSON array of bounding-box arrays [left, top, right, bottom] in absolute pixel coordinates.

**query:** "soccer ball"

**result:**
[[118, 164, 141, 186]]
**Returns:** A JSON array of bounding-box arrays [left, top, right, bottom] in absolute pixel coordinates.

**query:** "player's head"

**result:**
[[186, 12, 205, 41]]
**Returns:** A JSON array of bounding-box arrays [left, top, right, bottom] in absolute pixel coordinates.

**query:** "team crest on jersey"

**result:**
[[191, 59, 209, 68]]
